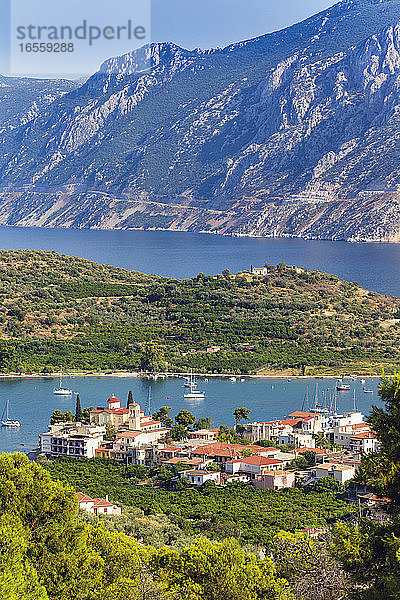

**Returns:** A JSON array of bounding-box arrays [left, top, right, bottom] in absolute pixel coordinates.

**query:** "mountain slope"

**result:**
[[1, 0, 400, 240], [0, 75, 78, 133]]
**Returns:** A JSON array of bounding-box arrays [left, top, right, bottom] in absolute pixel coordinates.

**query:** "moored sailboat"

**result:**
[[53, 374, 73, 396], [1, 398, 21, 428]]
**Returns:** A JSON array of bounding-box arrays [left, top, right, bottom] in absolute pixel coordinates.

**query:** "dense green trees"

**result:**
[[233, 407, 251, 432], [0, 453, 297, 600], [75, 394, 83, 421], [153, 406, 173, 428], [0, 250, 397, 375], [331, 372, 400, 598], [44, 457, 356, 547]]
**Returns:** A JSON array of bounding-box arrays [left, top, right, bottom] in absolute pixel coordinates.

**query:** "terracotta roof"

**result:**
[[279, 418, 303, 426], [163, 457, 203, 466], [159, 446, 180, 452], [288, 411, 317, 418], [191, 441, 263, 457], [351, 432, 377, 439], [140, 418, 160, 426], [107, 397, 120, 403], [90, 408, 129, 415], [116, 431, 143, 439], [228, 456, 282, 466], [93, 498, 115, 508], [77, 492, 93, 503]]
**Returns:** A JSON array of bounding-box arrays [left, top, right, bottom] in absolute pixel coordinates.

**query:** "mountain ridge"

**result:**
[[1, 0, 400, 240]]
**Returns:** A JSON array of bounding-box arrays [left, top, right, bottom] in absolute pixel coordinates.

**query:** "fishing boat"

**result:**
[[230, 377, 236, 382], [363, 387, 374, 394], [1, 398, 21, 428], [336, 379, 351, 391], [184, 370, 205, 400], [53, 374, 73, 396]]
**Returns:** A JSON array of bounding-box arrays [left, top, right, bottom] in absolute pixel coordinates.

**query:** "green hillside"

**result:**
[[0, 249, 398, 375]]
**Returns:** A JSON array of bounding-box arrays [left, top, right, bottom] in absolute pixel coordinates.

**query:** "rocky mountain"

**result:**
[[2, 0, 400, 240], [0, 75, 78, 133]]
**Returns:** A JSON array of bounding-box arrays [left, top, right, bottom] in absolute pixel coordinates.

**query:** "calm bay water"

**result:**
[[0, 225, 394, 452], [0, 375, 381, 455], [0, 226, 399, 295]]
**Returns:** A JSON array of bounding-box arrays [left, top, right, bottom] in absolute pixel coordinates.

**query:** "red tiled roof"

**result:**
[[228, 456, 282, 466], [77, 492, 93, 503], [90, 408, 129, 415], [288, 411, 317, 418], [351, 432, 377, 439], [163, 457, 203, 466], [93, 498, 115, 508], [116, 431, 143, 439], [191, 441, 263, 458]]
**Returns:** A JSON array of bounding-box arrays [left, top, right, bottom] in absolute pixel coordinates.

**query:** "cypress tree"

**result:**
[[127, 390, 134, 407], [75, 394, 83, 422]]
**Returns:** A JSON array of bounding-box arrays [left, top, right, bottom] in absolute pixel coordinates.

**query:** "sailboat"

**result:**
[[184, 370, 205, 400], [1, 398, 21, 428], [53, 374, 73, 396]]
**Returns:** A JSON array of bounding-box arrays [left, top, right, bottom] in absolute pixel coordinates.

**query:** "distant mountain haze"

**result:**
[[1, 0, 400, 241]]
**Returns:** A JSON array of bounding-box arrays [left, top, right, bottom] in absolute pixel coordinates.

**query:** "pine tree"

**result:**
[[127, 390, 134, 407], [75, 394, 83, 422]]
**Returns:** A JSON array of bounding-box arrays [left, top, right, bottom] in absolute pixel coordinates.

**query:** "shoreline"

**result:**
[[0, 371, 381, 380]]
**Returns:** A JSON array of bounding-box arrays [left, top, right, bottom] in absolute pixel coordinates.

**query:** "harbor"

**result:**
[[0, 374, 381, 455]]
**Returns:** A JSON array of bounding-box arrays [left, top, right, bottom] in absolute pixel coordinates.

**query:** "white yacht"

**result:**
[[53, 374, 73, 396], [1, 398, 21, 428], [184, 370, 205, 400]]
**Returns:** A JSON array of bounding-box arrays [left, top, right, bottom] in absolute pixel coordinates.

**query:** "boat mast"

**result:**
[[147, 387, 152, 416]]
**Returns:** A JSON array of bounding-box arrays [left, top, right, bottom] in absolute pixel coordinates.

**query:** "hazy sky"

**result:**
[[1, 0, 338, 77]]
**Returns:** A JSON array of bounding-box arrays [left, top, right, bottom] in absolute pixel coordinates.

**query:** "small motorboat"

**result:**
[[363, 387, 374, 394], [336, 379, 351, 391], [230, 377, 236, 382], [1, 398, 21, 428]]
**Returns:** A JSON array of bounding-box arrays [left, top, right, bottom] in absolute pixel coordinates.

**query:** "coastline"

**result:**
[[0, 371, 380, 380]]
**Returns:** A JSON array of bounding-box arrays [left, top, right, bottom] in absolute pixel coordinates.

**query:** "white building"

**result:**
[[90, 396, 130, 428], [278, 432, 315, 448], [251, 266, 268, 276], [334, 422, 371, 449], [77, 492, 121, 516], [180, 470, 221, 486], [315, 463, 356, 484], [350, 431, 380, 454], [225, 455, 283, 479], [40, 422, 106, 458]]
